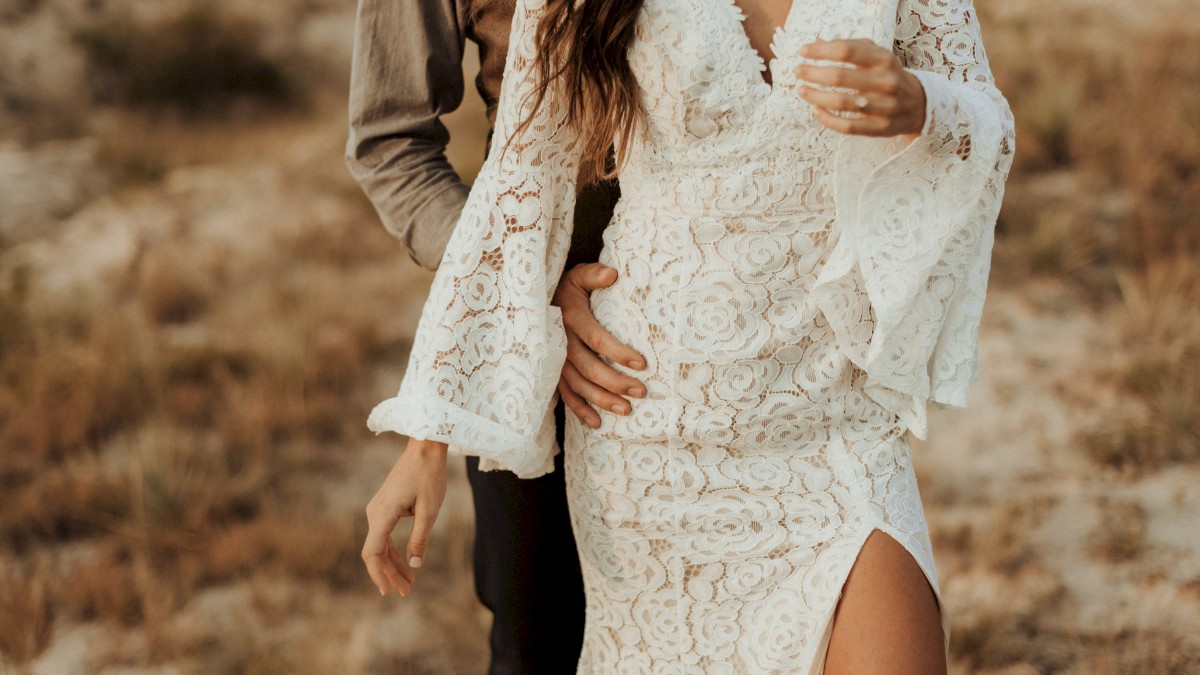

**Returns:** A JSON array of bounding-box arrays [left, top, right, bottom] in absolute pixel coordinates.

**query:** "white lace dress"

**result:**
[[367, 0, 1015, 670]]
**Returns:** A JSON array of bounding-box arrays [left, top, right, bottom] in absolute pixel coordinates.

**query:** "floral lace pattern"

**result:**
[[564, 408, 941, 672], [367, 0, 1013, 669]]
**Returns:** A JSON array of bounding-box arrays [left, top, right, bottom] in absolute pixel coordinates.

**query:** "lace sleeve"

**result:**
[[365, 0, 580, 478], [813, 0, 1016, 438]]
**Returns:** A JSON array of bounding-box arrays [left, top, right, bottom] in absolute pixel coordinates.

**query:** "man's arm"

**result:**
[[345, 0, 469, 270], [346, 0, 648, 422]]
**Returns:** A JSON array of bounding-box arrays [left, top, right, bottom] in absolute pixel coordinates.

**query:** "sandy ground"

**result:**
[[6, 104, 1196, 674], [2, 0, 1199, 672]]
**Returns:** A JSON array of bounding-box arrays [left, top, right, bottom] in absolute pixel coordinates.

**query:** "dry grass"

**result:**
[[0, 141, 420, 665], [1085, 633, 1200, 675], [0, 312, 147, 463], [982, 1, 1200, 478], [0, 558, 53, 661], [1092, 499, 1149, 563], [73, 6, 300, 117], [1083, 261, 1200, 472], [2, 0, 1199, 671], [989, 5, 1200, 288]]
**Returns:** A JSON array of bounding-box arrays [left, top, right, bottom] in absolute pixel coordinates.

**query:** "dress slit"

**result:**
[[807, 525, 950, 675]]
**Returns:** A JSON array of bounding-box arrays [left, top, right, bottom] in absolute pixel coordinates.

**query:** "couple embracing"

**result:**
[[345, 0, 1014, 671]]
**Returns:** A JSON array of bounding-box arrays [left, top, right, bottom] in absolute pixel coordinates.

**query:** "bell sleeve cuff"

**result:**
[[365, 0, 579, 478], [811, 65, 1016, 439]]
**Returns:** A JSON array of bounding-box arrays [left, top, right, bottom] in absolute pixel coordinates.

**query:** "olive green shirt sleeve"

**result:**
[[344, 0, 470, 270]]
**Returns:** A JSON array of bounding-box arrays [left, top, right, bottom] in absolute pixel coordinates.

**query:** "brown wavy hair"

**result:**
[[511, 0, 647, 185]]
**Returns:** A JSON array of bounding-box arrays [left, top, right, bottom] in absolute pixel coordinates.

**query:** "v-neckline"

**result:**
[[721, 0, 800, 92]]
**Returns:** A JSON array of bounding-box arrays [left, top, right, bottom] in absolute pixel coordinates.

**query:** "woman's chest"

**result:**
[[626, 0, 900, 144]]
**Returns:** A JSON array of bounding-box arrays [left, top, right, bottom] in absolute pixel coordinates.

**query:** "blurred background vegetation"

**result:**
[[0, 0, 1197, 672]]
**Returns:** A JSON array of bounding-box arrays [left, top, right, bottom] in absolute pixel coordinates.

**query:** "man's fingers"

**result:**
[[566, 332, 645, 399], [567, 262, 618, 292], [557, 265, 645, 371], [564, 310, 645, 371], [562, 361, 631, 416], [559, 377, 601, 428]]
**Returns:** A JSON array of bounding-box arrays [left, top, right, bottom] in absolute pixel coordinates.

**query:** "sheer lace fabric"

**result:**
[[368, 0, 1013, 670]]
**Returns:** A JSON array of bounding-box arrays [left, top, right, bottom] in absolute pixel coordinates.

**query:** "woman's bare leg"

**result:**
[[823, 529, 946, 675]]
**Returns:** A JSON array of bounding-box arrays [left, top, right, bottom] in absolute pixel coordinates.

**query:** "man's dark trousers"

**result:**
[[465, 398, 585, 674], [464, 143, 616, 675]]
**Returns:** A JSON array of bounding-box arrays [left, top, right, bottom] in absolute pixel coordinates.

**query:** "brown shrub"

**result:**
[[970, 498, 1055, 575], [1085, 631, 1200, 675], [0, 459, 129, 550], [54, 544, 143, 626], [991, 7, 1200, 293], [1092, 499, 1149, 563], [159, 341, 260, 428], [278, 215, 391, 268], [1086, 261, 1200, 471], [0, 313, 154, 468], [201, 514, 362, 590], [0, 559, 53, 661], [138, 247, 216, 325], [73, 6, 299, 117], [992, 11, 1200, 473], [130, 431, 270, 540]]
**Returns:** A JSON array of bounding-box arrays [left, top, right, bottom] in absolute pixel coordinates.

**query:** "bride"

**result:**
[[361, 0, 1014, 671]]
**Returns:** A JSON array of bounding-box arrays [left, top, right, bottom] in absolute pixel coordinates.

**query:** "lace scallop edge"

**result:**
[[366, 394, 558, 478]]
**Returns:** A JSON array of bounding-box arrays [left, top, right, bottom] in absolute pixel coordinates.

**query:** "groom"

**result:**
[[344, 0, 646, 671]]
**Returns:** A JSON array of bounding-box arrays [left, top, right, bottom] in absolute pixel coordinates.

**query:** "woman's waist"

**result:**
[[582, 285, 901, 450], [598, 202, 836, 268], [613, 158, 834, 217], [585, 297, 857, 411], [588, 388, 899, 453]]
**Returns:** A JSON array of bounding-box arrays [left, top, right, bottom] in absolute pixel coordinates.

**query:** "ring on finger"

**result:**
[[853, 94, 869, 111]]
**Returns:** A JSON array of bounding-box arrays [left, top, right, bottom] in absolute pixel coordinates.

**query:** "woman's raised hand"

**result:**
[[795, 38, 926, 141], [362, 438, 448, 597]]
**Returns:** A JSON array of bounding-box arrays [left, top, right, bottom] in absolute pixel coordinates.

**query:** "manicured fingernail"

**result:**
[[409, 556, 423, 569], [612, 403, 629, 415], [399, 588, 408, 597], [588, 417, 600, 429], [627, 359, 644, 369], [379, 587, 387, 596], [627, 386, 645, 398]]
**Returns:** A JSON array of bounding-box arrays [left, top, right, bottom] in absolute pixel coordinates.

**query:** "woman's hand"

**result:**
[[795, 38, 926, 142], [552, 262, 647, 429], [362, 438, 448, 597]]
